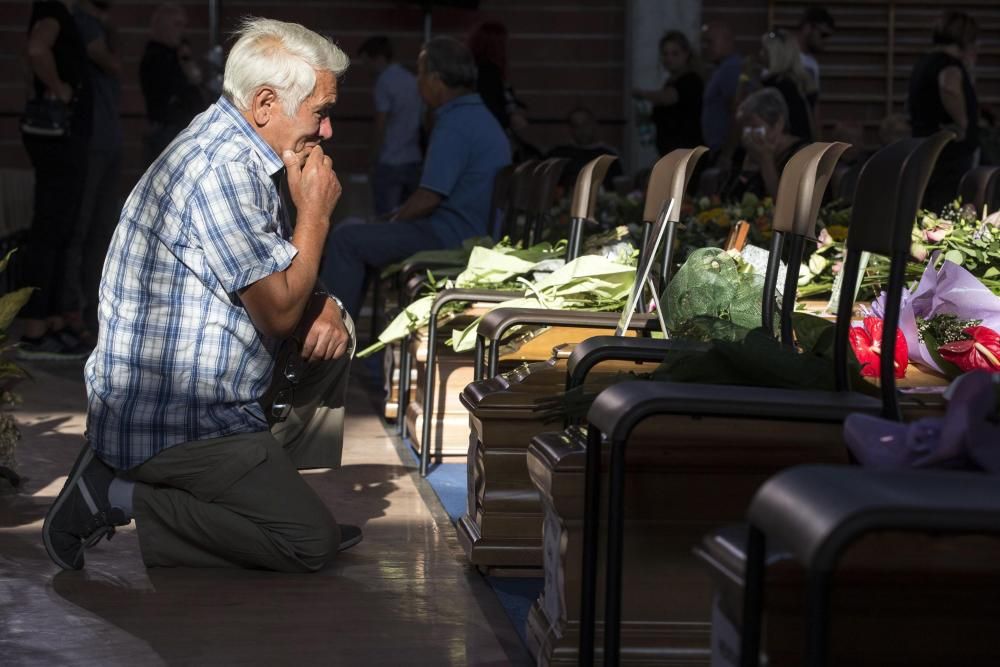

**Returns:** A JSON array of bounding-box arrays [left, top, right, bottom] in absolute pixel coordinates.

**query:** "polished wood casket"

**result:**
[[524, 414, 851, 665], [697, 527, 1000, 665]]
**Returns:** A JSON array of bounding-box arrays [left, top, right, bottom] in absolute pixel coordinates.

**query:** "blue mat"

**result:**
[[424, 461, 467, 523], [484, 576, 545, 646], [410, 440, 543, 646]]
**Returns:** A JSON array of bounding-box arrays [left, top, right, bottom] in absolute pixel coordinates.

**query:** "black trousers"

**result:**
[[64, 147, 122, 329], [21, 133, 89, 320]]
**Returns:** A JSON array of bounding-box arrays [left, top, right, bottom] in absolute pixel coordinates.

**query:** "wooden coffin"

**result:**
[[381, 340, 416, 422], [406, 331, 479, 457], [459, 357, 946, 576], [524, 415, 852, 666], [458, 353, 657, 574], [697, 528, 1000, 666], [405, 324, 632, 462]]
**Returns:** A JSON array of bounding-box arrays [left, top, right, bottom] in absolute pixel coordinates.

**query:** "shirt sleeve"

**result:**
[[189, 162, 298, 296], [420, 125, 467, 197]]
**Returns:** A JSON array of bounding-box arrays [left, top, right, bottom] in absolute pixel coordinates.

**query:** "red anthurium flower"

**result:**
[[849, 316, 909, 378], [938, 326, 1000, 373]]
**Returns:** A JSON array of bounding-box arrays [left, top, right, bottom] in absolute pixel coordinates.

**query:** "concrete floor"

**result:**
[[0, 361, 530, 666]]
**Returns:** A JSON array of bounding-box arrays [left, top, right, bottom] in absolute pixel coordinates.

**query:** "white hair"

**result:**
[[223, 17, 349, 115]]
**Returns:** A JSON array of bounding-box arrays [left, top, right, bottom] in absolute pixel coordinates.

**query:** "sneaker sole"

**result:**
[[42, 445, 97, 570], [338, 532, 363, 552]]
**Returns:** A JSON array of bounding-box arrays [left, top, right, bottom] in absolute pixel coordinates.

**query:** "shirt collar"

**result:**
[[435, 93, 482, 118], [215, 95, 285, 177]]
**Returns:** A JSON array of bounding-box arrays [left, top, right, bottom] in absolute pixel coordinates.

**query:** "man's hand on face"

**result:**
[[282, 145, 342, 224], [297, 292, 351, 363]]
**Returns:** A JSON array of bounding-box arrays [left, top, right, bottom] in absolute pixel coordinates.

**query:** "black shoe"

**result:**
[[43, 445, 128, 570], [338, 524, 363, 552], [54, 327, 96, 355], [16, 331, 91, 361]]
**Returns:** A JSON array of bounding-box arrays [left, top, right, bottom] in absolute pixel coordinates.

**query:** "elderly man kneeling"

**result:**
[[44, 18, 360, 573]]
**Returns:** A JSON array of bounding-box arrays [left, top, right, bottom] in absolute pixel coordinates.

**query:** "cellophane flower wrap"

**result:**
[[871, 257, 1000, 373]]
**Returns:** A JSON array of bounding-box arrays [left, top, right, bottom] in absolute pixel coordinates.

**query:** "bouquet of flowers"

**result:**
[[797, 198, 1000, 300], [677, 192, 775, 261], [867, 258, 1000, 376], [910, 200, 1000, 286]]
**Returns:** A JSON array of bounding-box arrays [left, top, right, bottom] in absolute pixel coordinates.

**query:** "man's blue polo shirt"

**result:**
[[419, 93, 510, 245]]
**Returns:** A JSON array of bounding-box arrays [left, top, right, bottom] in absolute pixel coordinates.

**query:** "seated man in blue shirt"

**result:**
[[322, 37, 511, 319], [43, 19, 359, 573]]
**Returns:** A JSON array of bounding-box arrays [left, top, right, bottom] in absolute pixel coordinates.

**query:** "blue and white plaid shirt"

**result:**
[[85, 96, 297, 470]]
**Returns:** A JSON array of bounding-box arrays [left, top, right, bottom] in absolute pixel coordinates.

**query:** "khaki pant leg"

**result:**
[[128, 433, 339, 572], [266, 312, 356, 469]]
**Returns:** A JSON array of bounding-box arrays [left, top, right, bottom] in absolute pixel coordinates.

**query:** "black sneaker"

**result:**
[[338, 524, 363, 552], [54, 328, 96, 355], [16, 331, 90, 361], [43, 445, 128, 570]]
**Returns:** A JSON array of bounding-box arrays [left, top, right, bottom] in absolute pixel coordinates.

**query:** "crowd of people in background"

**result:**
[[16, 1, 989, 359], [637, 6, 984, 213], [20, 0, 210, 359]]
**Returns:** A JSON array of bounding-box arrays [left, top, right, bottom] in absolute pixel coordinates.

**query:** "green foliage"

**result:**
[[0, 288, 34, 333], [798, 198, 1000, 299], [0, 249, 29, 475]]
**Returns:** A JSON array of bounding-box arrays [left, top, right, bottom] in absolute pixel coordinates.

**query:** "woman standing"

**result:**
[[908, 11, 979, 212], [19, 0, 93, 359], [759, 29, 815, 142], [634, 30, 704, 156]]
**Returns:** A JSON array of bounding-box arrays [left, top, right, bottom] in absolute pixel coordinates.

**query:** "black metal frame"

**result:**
[[576, 132, 954, 666], [414, 288, 519, 476], [739, 464, 1000, 667]]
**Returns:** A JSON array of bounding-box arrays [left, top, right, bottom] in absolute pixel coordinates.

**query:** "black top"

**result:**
[[721, 137, 810, 202], [652, 71, 704, 156], [476, 59, 509, 130], [140, 40, 205, 127], [763, 74, 812, 142], [908, 50, 978, 150], [28, 0, 91, 137]]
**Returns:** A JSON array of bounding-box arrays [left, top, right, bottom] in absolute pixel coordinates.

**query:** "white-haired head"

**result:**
[[223, 17, 349, 116]]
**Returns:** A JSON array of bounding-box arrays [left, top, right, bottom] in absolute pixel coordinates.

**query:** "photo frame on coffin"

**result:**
[[615, 198, 674, 337]]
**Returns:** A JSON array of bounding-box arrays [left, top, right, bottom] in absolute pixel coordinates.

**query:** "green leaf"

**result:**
[[792, 312, 837, 356], [921, 331, 963, 380], [943, 249, 964, 265], [0, 248, 17, 274], [0, 287, 35, 331]]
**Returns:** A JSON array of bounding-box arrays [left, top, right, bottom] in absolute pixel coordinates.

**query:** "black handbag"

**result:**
[[20, 97, 71, 137]]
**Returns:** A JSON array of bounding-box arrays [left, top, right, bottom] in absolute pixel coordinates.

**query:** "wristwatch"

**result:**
[[315, 290, 347, 320]]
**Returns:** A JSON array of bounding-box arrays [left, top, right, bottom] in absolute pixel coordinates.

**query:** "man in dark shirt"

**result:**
[[140, 3, 205, 163]]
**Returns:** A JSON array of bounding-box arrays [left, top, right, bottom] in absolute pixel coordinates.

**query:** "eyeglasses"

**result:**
[[271, 340, 304, 422]]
